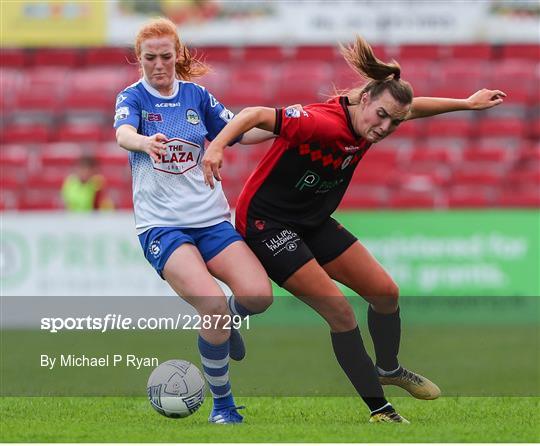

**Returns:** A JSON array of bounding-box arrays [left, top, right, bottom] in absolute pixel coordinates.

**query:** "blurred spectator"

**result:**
[[61, 155, 114, 211]]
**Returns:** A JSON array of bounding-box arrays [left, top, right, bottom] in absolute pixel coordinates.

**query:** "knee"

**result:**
[[325, 299, 357, 331], [372, 279, 400, 312], [233, 280, 273, 314], [197, 299, 229, 320]]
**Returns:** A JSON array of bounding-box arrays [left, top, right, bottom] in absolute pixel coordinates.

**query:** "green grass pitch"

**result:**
[[1, 396, 538, 442]]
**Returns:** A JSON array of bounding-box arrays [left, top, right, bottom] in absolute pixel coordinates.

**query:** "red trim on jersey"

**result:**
[[235, 138, 288, 237]]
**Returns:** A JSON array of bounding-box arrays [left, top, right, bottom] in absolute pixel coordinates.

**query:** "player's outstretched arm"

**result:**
[[203, 107, 276, 188], [116, 124, 168, 163], [406, 88, 507, 120]]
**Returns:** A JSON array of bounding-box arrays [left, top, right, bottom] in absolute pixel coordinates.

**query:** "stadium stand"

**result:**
[[0, 44, 538, 210]]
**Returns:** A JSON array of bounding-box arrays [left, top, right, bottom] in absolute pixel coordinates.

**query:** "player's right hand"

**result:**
[[202, 144, 224, 189], [141, 133, 168, 163]]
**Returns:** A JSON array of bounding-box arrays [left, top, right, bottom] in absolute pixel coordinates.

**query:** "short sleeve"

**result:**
[[113, 89, 141, 129], [274, 106, 319, 146], [200, 88, 242, 146]]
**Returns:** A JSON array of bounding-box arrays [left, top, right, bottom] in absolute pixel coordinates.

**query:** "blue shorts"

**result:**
[[138, 221, 243, 278]]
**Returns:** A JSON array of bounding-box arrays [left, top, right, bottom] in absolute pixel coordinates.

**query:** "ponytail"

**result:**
[[339, 35, 413, 105]]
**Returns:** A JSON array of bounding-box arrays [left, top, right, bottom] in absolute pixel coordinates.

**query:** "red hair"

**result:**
[[135, 17, 209, 81]]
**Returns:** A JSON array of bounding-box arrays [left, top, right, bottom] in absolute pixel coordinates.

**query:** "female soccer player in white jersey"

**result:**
[[114, 18, 274, 424]]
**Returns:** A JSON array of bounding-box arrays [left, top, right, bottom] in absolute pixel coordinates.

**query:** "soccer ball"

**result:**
[[147, 359, 206, 418]]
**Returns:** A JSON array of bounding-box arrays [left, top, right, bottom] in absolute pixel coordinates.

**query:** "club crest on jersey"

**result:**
[[186, 109, 200, 125], [285, 107, 301, 118], [153, 138, 201, 174]]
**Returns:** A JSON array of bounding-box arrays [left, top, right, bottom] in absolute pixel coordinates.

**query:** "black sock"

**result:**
[[330, 326, 388, 412], [368, 305, 401, 371]]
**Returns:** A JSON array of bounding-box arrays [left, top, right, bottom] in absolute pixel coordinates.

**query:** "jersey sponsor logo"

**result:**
[[295, 169, 344, 194], [219, 108, 234, 123], [155, 102, 181, 107], [153, 138, 201, 175], [295, 170, 320, 191], [149, 240, 161, 258], [116, 94, 127, 106], [142, 110, 163, 122], [343, 145, 360, 153], [114, 106, 129, 121], [186, 109, 200, 125], [263, 229, 300, 256]]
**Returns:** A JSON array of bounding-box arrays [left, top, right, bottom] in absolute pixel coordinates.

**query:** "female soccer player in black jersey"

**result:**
[[202, 35, 505, 423]]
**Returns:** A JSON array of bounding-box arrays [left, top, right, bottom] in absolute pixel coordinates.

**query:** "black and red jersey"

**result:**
[[236, 96, 372, 236]]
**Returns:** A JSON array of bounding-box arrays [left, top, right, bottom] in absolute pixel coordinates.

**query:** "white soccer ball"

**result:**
[[147, 359, 206, 418]]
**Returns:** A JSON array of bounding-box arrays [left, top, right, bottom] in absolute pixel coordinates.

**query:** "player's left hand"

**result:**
[[202, 144, 224, 189], [467, 89, 506, 110]]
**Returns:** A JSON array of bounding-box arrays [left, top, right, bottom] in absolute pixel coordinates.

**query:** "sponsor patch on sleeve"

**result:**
[[219, 108, 235, 123], [285, 107, 301, 118], [114, 106, 129, 121]]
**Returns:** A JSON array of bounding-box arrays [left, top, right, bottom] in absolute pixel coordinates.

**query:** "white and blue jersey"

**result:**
[[113, 78, 238, 235]]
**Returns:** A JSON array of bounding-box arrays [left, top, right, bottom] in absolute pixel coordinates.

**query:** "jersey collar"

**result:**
[[339, 96, 362, 141], [141, 77, 179, 99]]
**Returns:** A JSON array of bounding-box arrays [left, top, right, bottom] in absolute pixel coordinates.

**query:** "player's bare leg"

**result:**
[[163, 244, 244, 423], [323, 241, 440, 400], [283, 259, 408, 421], [208, 240, 273, 360]]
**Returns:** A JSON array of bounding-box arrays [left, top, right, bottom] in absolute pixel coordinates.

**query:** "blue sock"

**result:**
[[198, 335, 235, 410], [228, 295, 256, 318]]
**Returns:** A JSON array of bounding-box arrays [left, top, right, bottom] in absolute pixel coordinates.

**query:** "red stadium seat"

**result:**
[[439, 60, 488, 88], [447, 187, 491, 208], [0, 144, 29, 170], [55, 122, 104, 142], [462, 146, 511, 164], [387, 190, 437, 209], [1, 123, 51, 144], [83, 47, 133, 66], [501, 44, 540, 60], [477, 118, 526, 139], [31, 48, 82, 67], [198, 46, 235, 63], [294, 46, 337, 61], [0, 48, 28, 67], [447, 44, 494, 60], [18, 190, 63, 210], [229, 62, 276, 84], [451, 169, 503, 187], [497, 190, 540, 208], [242, 46, 285, 62], [21, 67, 68, 92], [63, 89, 113, 113], [39, 142, 83, 168], [425, 118, 473, 139], [529, 118, 540, 140], [350, 166, 398, 187], [70, 68, 128, 94], [410, 146, 457, 164], [398, 44, 441, 60]]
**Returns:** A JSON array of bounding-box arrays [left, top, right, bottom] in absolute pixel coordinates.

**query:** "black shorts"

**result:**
[[244, 217, 357, 286]]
